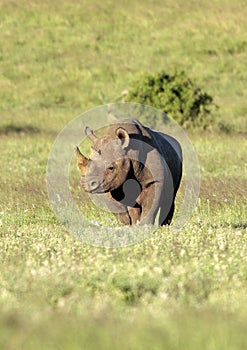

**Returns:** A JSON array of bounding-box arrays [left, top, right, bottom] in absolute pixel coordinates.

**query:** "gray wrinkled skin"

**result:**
[[76, 119, 182, 226]]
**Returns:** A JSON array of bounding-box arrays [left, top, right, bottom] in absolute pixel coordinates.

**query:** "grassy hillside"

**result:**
[[0, 0, 246, 349]]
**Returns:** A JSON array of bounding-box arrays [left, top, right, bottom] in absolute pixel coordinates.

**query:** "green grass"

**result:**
[[0, 0, 247, 348]]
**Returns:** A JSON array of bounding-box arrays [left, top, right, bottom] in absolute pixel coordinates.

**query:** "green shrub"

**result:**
[[123, 71, 216, 129]]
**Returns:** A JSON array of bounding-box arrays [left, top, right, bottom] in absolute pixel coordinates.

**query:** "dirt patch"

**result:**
[[2, 174, 244, 215], [199, 177, 246, 204], [0, 124, 41, 135], [0, 177, 48, 210]]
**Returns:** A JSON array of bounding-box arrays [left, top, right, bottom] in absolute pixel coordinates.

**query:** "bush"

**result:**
[[123, 71, 216, 129]]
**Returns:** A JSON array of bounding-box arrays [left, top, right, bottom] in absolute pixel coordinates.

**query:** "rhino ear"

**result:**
[[116, 127, 130, 149], [75, 146, 88, 173], [85, 127, 97, 142]]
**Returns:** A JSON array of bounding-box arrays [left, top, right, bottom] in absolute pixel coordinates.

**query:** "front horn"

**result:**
[[75, 146, 88, 173]]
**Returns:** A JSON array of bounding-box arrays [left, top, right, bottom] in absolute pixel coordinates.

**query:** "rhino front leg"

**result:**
[[115, 206, 141, 225], [128, 206, 141, 224], [137, 183, 163, 225], [114, 211, 131, 225], [105, 192, 133, 225]]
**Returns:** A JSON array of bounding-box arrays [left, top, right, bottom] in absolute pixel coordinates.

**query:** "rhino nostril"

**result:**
[[90, 180, 98, 189]]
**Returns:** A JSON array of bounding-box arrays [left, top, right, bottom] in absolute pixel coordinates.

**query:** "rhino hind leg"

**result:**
[[160, 173, 182, 226], [159, 202, 175, 226]]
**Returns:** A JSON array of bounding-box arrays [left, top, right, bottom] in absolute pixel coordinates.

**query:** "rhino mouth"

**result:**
[[88, 181, 109, 194], [89, 187, 105, 194]]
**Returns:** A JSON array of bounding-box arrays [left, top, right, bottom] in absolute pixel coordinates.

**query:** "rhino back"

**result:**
[[146, 127, 182, 191]]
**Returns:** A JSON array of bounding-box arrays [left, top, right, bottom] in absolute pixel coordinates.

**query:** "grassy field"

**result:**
[[0, 0, 246, 349]]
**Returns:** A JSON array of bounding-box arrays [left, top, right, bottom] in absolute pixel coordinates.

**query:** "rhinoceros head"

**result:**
[[76, 126, 131, 193]]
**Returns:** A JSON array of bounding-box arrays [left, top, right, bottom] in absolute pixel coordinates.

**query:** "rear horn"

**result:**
[[85, 127, 98, 142]]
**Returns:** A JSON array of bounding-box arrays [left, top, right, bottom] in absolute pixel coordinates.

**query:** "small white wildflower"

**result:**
[[215, 264, 220, 271], [159, 291, 168, 300], [36, 243, 42, 253], [180, 248, 186, 257], [214, 254, 219, 262], [91, 220, 100, 226], [57, 298, 65, 308], [138, 267, 148, 276], [153, 266, 163, 274]]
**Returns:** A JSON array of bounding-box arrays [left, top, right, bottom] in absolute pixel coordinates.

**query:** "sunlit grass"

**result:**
[[0, 0, 246, 348]]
